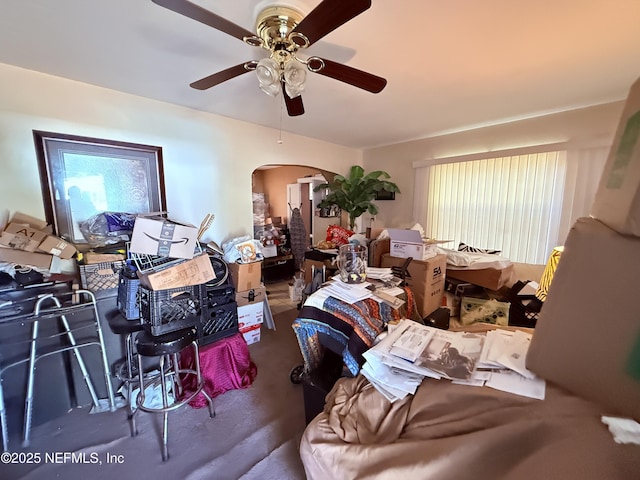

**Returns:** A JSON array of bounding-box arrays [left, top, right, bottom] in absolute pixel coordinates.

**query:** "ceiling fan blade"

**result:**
[[190, 63, 252, 90], [313, 58, 387, 93], [292, 0, 371, 46], [151, 0, 255, 42], [283, 83, 305, 116]]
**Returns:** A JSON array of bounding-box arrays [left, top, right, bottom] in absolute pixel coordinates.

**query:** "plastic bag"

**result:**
[[222, 235, 263, 264], [79, 212, 137, 247]]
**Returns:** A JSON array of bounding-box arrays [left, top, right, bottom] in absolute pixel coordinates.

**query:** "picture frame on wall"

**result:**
[[33, 130, 166, 245], [375, 188, 396, 200]]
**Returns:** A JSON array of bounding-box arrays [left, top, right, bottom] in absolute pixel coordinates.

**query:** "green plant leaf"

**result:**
[[314, 165, 400, 231]]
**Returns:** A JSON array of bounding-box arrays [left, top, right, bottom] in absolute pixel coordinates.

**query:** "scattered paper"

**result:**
[[495, 330, 536, 379], [452, 370, 492, 387], [389, 322, 434, 362], [601, 416, 640, 445], [485, 370, 546, 400], [478, 329, 514, 369]]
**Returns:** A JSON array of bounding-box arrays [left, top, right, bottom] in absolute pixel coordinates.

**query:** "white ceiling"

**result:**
[[1, 0, 640, 149]]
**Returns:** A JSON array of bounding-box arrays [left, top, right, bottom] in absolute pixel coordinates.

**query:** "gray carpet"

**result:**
[[2, 308, 308, 480]]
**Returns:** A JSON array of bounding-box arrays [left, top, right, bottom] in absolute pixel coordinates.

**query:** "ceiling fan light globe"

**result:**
[[260, 82, 281, 97], [285, 82, 304, 98], [256, 58, 280, 87], [284, 61, 306, 88]]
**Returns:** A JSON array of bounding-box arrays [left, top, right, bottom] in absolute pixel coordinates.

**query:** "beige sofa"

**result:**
[[299, 218, 640, 479]]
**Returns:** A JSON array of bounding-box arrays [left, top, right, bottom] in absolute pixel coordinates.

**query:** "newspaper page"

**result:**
[[495, 330, 536, 379], [415, 330, 485, 380], [388, 322, 435, 362], [363, 319, 443, 379]]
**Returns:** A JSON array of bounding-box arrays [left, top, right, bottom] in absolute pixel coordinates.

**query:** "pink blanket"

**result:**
[[179, 333, 257, 408]]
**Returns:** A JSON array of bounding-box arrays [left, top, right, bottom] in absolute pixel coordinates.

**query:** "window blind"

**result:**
[[425, 151, 567, 264]]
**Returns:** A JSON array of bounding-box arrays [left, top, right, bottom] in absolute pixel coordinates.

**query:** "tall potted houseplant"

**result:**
[[314, 165, 400, 231]]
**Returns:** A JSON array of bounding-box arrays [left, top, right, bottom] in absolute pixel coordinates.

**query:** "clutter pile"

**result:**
[[0, 210, 271, 347]]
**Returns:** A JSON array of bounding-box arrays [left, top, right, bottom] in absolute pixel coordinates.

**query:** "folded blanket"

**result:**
[[301, 376, 640, 480]]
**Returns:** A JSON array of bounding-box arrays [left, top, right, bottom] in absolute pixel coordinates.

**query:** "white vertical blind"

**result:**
[[425, 151, 567, 264]]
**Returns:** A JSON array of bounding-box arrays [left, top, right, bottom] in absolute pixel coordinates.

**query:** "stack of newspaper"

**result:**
[[365, 267, 396, 282], [305, 274, 406, 309], [321, 277, 373, 303], [362, 319, 546, 403]]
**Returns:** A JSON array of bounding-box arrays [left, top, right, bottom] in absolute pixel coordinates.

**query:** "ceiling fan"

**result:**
[[151, 0, 387, 116]]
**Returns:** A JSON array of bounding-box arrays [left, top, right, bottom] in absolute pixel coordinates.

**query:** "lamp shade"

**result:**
[[256, 58, 281, 97], [283, 61, 306, 98]]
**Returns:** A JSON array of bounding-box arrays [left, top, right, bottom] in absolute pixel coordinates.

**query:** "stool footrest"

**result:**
[[132, 329, 214, 461]]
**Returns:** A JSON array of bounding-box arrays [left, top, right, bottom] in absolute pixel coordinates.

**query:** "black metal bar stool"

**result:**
[[134, 326, 215, 461], [106, 310, 145, 437]]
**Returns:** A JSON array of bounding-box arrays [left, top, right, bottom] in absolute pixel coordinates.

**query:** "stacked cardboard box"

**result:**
[[228, 260, 263, 291], [0, 212, 77, 273], [526, 75, 640, 422], [236, 284, 267, 345], [381, 253, 447, 318], [387, 228, 438, 261]]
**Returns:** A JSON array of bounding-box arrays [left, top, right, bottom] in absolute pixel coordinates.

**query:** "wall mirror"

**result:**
[[34, 130, 166, 245]]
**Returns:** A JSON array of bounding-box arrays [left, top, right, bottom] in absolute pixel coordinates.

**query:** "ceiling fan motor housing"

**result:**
[[255, 6, 305, 60]]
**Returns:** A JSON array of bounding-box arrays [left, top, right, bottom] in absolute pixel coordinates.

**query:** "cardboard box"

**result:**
[[37, 235, 77, 259], [137, 253, 215, 290], [0, 246, 61, 272], [387, 229, 438, 261], [240, 323, 261, 345], [381, 253, 447, 317], [129, 216, 199, 259], [591, 75, 640, 236], [237, 301, 264, 330], [83, 252, 127, 264], [445, 265, 514, 291], [235, 285, 267, 307], [228, 260, 263, 291], [368, 238, 390, 267], [366, 227, 387, 240], [0, 222, 48, 252], [526, 217, 640, 421], [10, 212, 48, 230]]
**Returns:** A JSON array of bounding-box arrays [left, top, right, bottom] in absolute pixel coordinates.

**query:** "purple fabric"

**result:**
[[179, 333, 257, 408]]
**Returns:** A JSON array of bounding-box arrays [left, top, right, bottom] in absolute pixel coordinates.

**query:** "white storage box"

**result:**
[[388, 229, 438, 260], [237, 301, 264, 330]]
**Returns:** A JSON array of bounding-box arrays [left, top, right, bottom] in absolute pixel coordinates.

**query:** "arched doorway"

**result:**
[[252, 164, 343, 280]]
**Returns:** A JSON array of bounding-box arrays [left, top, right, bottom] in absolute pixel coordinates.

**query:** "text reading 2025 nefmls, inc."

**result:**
[[1, 451, 126, 465]]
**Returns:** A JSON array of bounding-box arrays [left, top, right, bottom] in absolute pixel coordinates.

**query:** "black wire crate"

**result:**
[[139, 284, 206, 336], [198, 301, 239, 346]]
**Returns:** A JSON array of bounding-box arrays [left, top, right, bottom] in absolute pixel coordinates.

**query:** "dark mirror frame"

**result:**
[[33, 130, 167, 244]]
